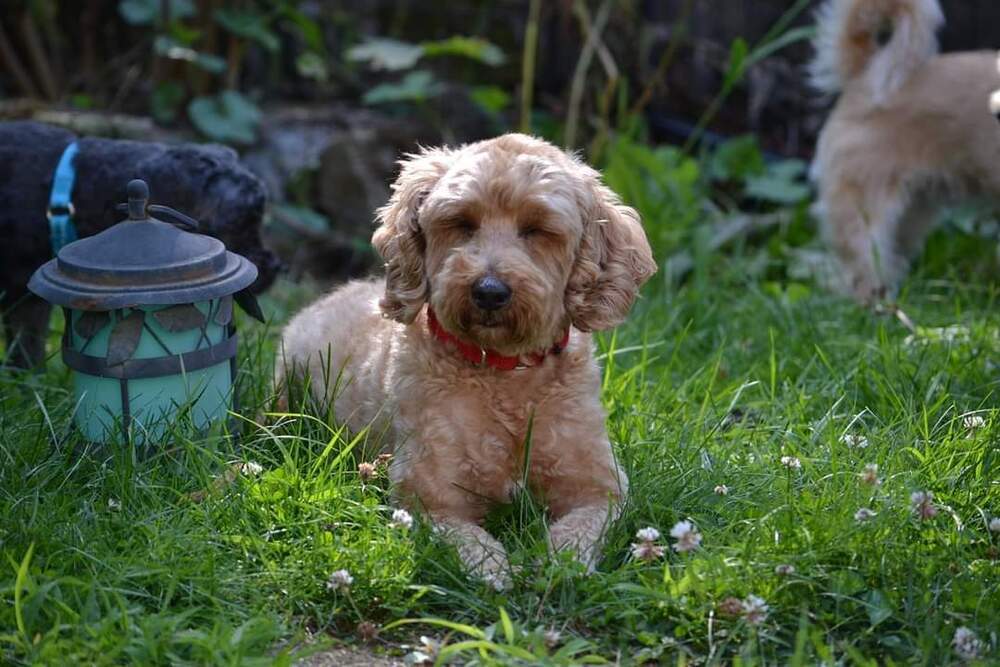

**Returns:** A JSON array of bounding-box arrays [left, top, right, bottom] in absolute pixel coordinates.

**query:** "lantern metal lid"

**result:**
[[29, 179, 259, 311]]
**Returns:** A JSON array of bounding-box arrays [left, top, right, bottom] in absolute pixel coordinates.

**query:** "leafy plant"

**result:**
[[347, 36, 505, 71], [362, 70, 443, 106], [115, 0, 328, 143], [709, 135, 811, 206], [745, 159, 810, 205], [214, 9, 280, 53], [347, 35, 505, 109], [187, 90, 262, 145]]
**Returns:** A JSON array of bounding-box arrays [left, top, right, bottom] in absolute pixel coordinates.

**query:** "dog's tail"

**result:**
[[809, 0, 944, 103]]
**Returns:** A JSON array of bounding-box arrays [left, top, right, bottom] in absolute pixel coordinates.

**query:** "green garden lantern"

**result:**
[[28, 179, 264, 444]]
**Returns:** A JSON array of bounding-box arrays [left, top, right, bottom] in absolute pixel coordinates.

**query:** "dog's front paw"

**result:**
[[432, 518, 513, 591], [844, 268, 894, 307], [548, 504, 615, 574]]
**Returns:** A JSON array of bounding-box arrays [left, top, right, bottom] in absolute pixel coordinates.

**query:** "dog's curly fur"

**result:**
[[0, 121, 280, 368], [809, 0, 1000, 302], [277, 134, 656, 588]]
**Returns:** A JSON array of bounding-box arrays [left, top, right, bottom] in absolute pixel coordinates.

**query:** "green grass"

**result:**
[[3, 224, 1000, 663]]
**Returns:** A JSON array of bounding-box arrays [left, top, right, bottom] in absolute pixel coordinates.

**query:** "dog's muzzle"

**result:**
[[471, 274, 512, 311]]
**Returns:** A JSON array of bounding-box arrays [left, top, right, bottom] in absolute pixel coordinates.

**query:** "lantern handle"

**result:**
[[148, 205, 200, 232], [114, 203, 200, 232]]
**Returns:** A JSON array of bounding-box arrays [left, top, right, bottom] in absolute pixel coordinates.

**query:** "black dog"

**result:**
[[0, 121, 280, 369]]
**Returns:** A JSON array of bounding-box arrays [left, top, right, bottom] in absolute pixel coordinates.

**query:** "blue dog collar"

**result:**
[[48, 141, 79, 253]]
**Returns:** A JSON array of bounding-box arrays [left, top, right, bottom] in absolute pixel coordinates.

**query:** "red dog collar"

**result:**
[[426, 308, 569, 371]]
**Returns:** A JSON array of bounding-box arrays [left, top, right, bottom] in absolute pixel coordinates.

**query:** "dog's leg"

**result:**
[[431, 514, 512, 591], [895, 192, 942, 263], [530, 433, 626, 572], [547, 502, 618, 572], [2, 294, 52, 369], [392, 443, 514, 589], [820, 183, 910, 303]]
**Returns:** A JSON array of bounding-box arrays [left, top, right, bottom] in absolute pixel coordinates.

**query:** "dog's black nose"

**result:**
[[471, 275, 512, 311]]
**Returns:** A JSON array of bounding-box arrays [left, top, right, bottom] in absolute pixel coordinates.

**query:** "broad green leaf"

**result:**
[[746, 160, 810, 204], [188, 90, 262, 145], [745, 176, 810, 205], [346, 38, 422, 71], [362, 70, 442, 105], [214, 9, 280, 52], [154, 36, 226, 74], [470, 85, 511, 114], [421, 36, 505, 66]]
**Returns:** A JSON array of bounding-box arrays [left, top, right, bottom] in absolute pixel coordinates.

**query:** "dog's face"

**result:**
[[372, 134, 656, 355], [196, 169, 282, 294], [839, 0, 943, 80]]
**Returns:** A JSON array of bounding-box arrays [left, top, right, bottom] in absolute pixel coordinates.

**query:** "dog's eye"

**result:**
[[875, 22, 893, 47], [450, 218, 477, 236], [519, 226, 543, 239]]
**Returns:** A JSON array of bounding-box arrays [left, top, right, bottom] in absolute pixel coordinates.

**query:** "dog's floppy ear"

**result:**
[[566, 171, 657, 332], [372, 147, 453, 323]]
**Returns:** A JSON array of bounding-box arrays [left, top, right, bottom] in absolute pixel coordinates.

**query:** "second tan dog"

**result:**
[[277, 134, 656, 588], [810, 0, 1000, 302]]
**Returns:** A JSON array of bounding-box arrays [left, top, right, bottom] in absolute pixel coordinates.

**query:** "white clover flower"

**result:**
[[390, 508, 414, 530], [963, 415, 985, 431], [780, 455, 802, 470], [841, 434, 869, 449], [860, 463, 881, 486], [238, 460, 264, 476], [543, 629, 562, 648], [405, 637, 441, 666], [774, 564, 796, 576], [854, 507, 876, 523], [631, 526, 666, 561], [325, 569, 353, 592], [714, 484, 729, 496], [358, 462, 376, 481], [635, 527, 661, 542], [910, 491, 938, 520], [669, 520, 702, 553], [630, 541, 666, 562], [419, 636, 440, 658], [990, 517, 1000, 533], [717, 596, 744, 617], [952, 626, 983, 661], [742, 595, 769, 626]]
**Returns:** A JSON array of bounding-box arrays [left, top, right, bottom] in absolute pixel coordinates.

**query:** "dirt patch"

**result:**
[[296, 646, 405, 667]]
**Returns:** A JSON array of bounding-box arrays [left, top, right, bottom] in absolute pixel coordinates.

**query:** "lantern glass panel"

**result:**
[[67, 298, 233, 443]]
